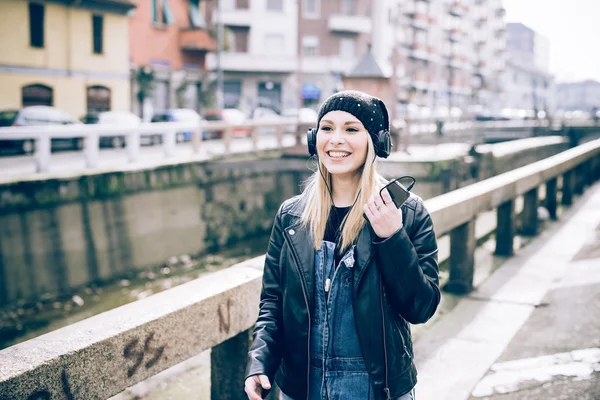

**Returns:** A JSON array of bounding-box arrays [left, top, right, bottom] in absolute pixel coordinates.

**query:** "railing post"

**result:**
[[191, 128, 202, 154], [495, 199, 515, 256], [545, 177, 558, 220], [574, 164, 585, 195], [275, 125, 284, 149], [584, 160, 594, 186], [562, 170, 574, 206], [250, 126, 259, 151], [521, 187, 539, 236], [163, 129, 177, 158], [34, 135, 51, 173], [224, 127, 233, 155], [211, 328, 252, 400], [83, 133, 99, 169], [443, 218, 476, 294], [295, 120, 303, 146], [126, 131, 141, 163]]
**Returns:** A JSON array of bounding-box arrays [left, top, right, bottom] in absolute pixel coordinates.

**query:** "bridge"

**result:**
[[0, 121, 599, 399]]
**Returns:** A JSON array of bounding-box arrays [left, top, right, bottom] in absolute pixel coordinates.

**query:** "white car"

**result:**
[[282, 107, 318, 133]]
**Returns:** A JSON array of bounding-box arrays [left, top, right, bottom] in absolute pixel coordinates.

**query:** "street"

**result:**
[[415, 182, 600, 400]]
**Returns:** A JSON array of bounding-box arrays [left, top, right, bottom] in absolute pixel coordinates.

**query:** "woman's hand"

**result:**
[[244, 374, 271, 400], [363, 188, 403, 239]]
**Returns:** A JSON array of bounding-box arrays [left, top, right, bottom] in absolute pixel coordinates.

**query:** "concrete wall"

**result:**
[[0, 158, 310, 307]]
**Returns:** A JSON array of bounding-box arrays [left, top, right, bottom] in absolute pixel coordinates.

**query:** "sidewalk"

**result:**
[[415, 182, 600, 400]]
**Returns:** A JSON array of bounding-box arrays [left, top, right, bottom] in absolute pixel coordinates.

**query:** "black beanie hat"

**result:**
[[317, 90, 389, 139]]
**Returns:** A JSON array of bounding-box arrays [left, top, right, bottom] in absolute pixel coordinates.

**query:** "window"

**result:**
[[303, 0, 319, 18], [224, 81, 242, 108], [267, 0, 283, 11], [152, 0, 174, 24], [86, 86, 111, 112], [264, 34, 285, 56], [92, 15, 103, 54], [302, 35, 319, 56], [235, 0, 249, 9], [29, 3, 44, 48], [340, 0, 356, 16], [189, 0, 206, 28], [227, 27, 249, 52], [339, 37, 356, 59], [22, 84, 53, 107]]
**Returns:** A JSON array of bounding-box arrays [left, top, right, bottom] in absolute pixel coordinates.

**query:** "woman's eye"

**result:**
[[321, 126, 332, 131], [347, 128, 358, 133]]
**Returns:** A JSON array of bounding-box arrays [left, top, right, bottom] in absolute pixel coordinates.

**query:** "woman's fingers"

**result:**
[[244, 375, 269, 400], [380, 188, 394, 208], [259, 375, 271, 390]]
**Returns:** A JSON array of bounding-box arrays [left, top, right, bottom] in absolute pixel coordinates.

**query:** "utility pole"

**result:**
[[296, 0, 303, 110], [216, 0, 224, 109]]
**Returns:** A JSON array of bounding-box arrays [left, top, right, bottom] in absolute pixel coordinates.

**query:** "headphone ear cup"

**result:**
[[307, 128, 318, 156], [375, 130, 392, 158]]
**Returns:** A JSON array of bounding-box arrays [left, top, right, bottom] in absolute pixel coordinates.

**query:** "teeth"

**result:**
[[329, 151, 350, 158]]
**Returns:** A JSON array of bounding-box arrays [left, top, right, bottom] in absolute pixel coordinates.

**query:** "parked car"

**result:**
[[282, 107, 318, 134], [250, 107, 282, 135], [203, 108, 252, 139], [151, 109, 204, 142], [80, 111, 141, 148], [0, 106, 82, 155]]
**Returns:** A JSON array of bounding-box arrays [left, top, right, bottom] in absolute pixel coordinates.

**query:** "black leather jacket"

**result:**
[[246, 193, 440, 400]]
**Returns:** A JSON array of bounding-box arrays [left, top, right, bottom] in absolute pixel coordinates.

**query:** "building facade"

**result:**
[[371, 0, 507, 118], [298, 0, 373, 108], [501, 22, 554, 116], [555, 80, 600, 113], [204, 0, 298, 114], [129, 0, 215, 120], [0, 0, 134, 119]]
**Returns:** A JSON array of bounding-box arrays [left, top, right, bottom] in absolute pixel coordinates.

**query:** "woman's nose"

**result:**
[[330, 128, 345, 143]]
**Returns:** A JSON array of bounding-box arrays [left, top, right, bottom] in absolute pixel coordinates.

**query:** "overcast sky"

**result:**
[[503, 0, 600, 83]]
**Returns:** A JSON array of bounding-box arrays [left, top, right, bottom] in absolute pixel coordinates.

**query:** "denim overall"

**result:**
[[280, 241, 415, 400]]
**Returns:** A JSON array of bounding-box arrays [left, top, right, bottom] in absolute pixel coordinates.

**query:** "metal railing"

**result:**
[[0, 119, 303, 173], [0, 117, 596, 175], [1, 138, 599, 399]]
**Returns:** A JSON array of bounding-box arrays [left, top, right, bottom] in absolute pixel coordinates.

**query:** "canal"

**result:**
[[0, 235, 270, 350]]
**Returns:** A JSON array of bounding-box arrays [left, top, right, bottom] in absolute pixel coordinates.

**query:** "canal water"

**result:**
[[0, 235, 270, 350]]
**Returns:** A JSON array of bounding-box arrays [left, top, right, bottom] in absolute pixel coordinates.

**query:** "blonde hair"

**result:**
[[301, 134, 384, 252]]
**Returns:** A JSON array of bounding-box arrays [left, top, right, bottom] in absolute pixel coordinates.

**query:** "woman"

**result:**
[[244, 91, 440, 400]]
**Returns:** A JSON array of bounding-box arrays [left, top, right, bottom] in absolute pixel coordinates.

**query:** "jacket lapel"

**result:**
[[285, 196, 316, 311], [354, 224, 374, 292]]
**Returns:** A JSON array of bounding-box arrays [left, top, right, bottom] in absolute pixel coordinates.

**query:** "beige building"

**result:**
[[0, 0, 134, 120]]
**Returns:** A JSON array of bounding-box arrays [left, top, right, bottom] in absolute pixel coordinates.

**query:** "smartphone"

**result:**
[[381, 179, 410, 208]]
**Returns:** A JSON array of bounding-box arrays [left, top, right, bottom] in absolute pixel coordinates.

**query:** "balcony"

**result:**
[[206, 52, 297, 73], [495, 7, 506, 18], [449, 3, 464, 17], [410, 43, 430, 61], [328, 14, 372, 34], [212, 8, 252, 27], [411, 14, 429, 30], [448, 28, 462, 43], [179, 29, 217, 52]]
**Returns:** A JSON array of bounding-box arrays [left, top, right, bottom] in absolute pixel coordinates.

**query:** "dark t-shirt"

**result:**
[[324, 206, 351, 267]]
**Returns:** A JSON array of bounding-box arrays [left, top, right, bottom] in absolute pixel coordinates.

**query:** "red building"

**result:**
[[129, 0, 215, 119]]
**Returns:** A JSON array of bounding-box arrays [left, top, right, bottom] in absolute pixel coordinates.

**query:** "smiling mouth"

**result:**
[[327, 151, 351, 158]]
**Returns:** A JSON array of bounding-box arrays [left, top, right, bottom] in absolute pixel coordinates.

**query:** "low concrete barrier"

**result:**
[[1, 139, 599, 399]]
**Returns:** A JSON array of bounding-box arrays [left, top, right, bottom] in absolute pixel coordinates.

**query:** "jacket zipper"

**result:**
[[286, 233, 312, 400], [392, 314, 411, 359], [379, 279, 392, 400]]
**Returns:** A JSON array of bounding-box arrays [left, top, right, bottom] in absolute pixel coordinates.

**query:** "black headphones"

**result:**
[[307, 128, 392, 158]]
